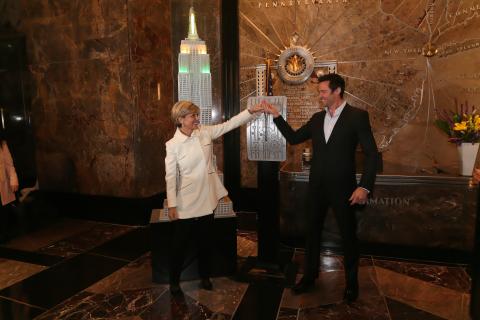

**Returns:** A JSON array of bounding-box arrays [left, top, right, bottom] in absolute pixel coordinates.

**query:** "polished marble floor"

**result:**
[[0, 214, 473, 319]]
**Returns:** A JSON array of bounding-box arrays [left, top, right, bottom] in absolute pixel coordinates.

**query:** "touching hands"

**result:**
[[248, 101, 280, 118], [262, 102, 280, 118], [349, 187, 368, 205], [248, 102, 266, 114]]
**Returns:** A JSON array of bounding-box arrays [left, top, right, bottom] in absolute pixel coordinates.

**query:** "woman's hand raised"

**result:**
[[248, 102, 267, 114]]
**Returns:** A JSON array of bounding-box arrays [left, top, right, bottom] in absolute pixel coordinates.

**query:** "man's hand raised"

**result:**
[[263, 103, 280, 118]]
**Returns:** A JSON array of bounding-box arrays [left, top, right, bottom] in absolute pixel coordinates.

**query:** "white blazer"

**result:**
[[165, 109, 255, 219]]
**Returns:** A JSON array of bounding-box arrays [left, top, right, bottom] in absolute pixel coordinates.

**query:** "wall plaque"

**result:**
[[247, 96, 287, 161]]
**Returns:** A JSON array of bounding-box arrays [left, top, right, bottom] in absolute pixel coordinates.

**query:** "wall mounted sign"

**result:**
[[247, 96, 287, 161]]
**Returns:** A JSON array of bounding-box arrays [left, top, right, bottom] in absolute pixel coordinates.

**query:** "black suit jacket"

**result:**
[[273, 104, 378, 199]]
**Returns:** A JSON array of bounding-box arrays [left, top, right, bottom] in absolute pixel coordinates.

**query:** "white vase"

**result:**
[[457, 142, 480, 176]]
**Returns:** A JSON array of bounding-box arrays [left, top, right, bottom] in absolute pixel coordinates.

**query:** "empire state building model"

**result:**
[[178, 7, 212, 124]]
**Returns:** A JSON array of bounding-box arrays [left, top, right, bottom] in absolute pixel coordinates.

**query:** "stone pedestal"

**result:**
[[278, 162, 476, 258], [150, 214, 237, 283]]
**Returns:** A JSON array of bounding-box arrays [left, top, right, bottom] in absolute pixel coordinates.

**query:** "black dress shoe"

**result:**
[[292, 277, 315, 294], [200, 278, 213, 290], [169, 283, 182, 295], [343, 284, 359, 303]]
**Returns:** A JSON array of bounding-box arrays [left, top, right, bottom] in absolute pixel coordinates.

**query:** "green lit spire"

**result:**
[[187, 7, 199, 40]]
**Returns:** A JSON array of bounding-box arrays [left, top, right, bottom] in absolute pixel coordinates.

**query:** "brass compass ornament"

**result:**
[[422, 42, 438, 57], [277, 32, 315, 85]]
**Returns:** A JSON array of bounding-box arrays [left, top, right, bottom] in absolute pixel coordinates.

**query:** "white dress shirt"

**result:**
[[324, 100, 347, 143]]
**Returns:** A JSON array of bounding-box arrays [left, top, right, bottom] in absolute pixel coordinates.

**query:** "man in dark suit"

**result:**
[[264, 73, 378, 302]]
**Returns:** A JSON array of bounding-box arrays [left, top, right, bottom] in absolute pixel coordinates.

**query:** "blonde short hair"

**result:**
[[171, 101, 200, 127]]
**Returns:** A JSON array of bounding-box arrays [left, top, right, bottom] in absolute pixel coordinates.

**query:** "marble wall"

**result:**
[[0, 0, 175, 197], [6, 0, 478, 196], [278, 172, 476, 252]]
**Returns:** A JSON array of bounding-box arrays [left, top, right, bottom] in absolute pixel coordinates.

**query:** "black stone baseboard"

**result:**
[[279, 236, 472, 265], [22, 190, 165, 226], [0, 191, 165, 242], [360, 243, 472, 265]]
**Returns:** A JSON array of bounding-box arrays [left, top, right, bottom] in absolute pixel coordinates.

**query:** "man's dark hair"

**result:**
[[317, 73, 345, 98]]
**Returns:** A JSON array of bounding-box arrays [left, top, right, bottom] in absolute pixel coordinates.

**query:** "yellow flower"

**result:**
[[475, 115, 480, 129], [453, 121, 468, 131]]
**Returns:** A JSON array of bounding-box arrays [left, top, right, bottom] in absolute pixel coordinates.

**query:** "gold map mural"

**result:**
[[239, 0, 480, 187]]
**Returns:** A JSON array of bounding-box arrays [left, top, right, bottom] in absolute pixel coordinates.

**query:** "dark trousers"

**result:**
[[304, 188, 359, 286], [169, 213, 214, 284]]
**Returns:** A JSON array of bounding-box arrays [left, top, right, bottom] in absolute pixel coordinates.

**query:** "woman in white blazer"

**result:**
[[165, 100, 264, 294], [0, 134, 19, 243]]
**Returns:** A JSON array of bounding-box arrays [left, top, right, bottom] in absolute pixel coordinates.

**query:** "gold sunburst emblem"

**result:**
[[277, 33, 315, 84], [285, 54, 307, 76]]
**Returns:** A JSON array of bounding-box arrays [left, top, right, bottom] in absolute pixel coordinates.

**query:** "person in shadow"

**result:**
[[0, 130, 19, 243]]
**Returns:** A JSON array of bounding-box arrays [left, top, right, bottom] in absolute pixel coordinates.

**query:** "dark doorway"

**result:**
[[0, 30, 36, 189]]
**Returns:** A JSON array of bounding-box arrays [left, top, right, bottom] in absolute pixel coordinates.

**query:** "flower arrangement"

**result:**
[[435, 99, 480, 144]]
